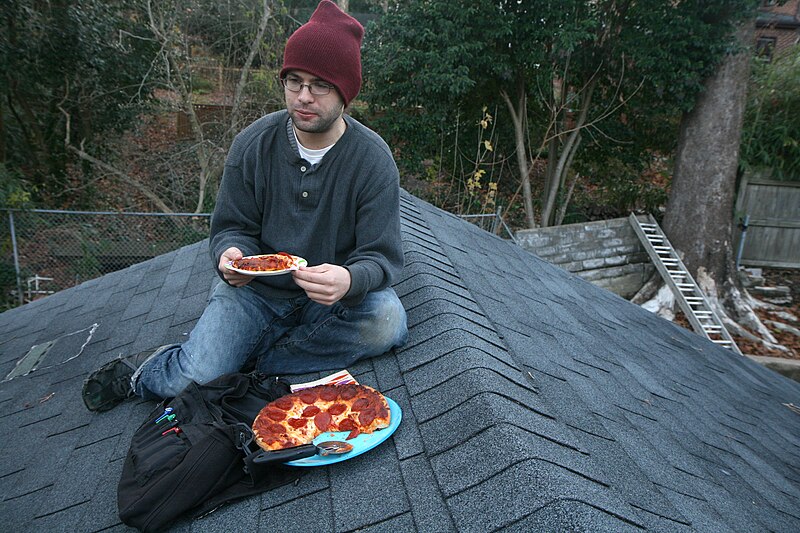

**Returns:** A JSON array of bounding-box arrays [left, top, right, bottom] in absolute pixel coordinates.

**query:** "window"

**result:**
[[756, 36, 777, 60]]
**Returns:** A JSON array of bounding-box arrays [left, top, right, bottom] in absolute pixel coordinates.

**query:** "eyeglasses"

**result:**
[[281, 77, 335, 96]]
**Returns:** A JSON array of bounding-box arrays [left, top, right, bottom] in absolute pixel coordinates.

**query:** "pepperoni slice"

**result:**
[[339, 385, 358, 400], [288, 418, 307, 429], [265, 423, 285, 435], [299, 390, 318, 405], [265, 408, 286, 421], [276, 438, 294, 449], [359, 409, 376, 427], [262, 436, 277, 444], [347, 428, 361, 440], [338, 417, 357, 431], [351, 397, 370, 411], [319, 387, 338, 401], [302, 405, 321, 417], [328, 403, 347, 416], [314, 411, 332, 432], [273, 397, 293, 410]]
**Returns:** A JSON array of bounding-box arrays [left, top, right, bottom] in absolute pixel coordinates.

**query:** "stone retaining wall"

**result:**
[[515, 216, 654, 299]]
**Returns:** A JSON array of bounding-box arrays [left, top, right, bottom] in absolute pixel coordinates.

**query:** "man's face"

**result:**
[[284, 70, 345, 135]]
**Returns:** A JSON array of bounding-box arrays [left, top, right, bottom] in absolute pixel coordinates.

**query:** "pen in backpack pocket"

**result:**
[[154, 407, 173, 423]]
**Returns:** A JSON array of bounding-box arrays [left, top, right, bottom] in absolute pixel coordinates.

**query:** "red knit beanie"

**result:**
[[280, 1, 364, 106]]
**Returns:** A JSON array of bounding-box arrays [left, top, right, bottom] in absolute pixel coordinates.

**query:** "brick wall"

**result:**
[[756, 0, 800, 59], [515, 216, 654, 299]]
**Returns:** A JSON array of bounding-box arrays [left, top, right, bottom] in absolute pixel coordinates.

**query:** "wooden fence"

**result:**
[[176, 104, 232, 139], [735, 177, 800, 268]]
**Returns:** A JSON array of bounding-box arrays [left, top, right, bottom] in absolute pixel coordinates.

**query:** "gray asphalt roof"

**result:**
[[1, 190, 799, 532]]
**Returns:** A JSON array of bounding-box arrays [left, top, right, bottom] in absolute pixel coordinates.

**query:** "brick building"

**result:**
[[756, 0, 800, 59]]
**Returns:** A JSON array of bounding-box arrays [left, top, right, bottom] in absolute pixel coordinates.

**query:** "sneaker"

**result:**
[[82, 350, 153, 412]]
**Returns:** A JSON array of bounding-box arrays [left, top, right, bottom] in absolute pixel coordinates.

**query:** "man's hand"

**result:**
[[292, 264, 351, 305], [219, 247, 255, 287]]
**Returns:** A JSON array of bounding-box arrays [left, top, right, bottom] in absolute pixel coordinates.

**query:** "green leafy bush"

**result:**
[[741, 48, 800, 181]]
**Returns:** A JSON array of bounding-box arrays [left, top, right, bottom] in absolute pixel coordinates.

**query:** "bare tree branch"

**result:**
[[228, 0, 273, 141], [58, 102, 175, 214]]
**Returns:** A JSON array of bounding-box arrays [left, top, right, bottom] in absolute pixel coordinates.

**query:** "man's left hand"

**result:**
[[292, 264, 351, 305]]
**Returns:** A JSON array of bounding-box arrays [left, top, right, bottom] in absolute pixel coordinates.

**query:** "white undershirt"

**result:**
[[292, 126, 334, 166]]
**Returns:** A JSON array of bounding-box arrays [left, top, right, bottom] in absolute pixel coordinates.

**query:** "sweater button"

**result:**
[[300, 166, 307, 172], [302, 191, 309, 198]]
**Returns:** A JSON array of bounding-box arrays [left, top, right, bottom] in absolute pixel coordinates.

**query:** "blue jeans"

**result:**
[[132, 282, 408, 399]]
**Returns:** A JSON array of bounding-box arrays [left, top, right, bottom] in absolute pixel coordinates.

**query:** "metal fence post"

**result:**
[[736, 214, 749, 271], [8, 210, 23, 306]]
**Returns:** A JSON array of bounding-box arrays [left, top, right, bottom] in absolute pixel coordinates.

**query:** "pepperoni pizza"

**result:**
[[252, 383, 391, 451]]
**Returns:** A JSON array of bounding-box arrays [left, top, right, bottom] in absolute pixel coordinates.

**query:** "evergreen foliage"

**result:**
[[741, 46, 800, 181], [1, 0, 160, 204], [362, 0, 760, 223]]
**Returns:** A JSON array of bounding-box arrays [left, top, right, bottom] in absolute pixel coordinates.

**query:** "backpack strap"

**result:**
[[220, 373, 291, 423], [193, 423, 300, 520]]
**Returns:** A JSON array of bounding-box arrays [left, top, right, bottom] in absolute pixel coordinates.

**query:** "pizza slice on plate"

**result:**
[[230, 252, 300, 273]]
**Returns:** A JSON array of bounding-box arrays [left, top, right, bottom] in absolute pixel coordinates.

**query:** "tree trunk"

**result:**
[[501, 81, 536, 228], [662, 21, 753, 287], [661, 20, 780, 347], [541, 78, 595, 226]]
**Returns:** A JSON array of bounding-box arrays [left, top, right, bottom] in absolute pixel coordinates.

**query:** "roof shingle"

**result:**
[[1, 190, 799, 532]]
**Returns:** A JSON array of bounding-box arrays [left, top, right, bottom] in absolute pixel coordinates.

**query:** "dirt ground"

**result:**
[[672, 268, 799, 359], [736, 268, 800, 359]]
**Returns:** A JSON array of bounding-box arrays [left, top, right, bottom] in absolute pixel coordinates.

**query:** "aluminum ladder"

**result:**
[[629, 213, 742, 355]]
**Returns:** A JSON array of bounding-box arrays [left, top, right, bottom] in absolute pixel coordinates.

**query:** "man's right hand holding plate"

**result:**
[[220, 247, 255, 287]]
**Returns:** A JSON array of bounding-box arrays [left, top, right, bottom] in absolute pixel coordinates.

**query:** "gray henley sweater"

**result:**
[[209, 110, 404, 306]]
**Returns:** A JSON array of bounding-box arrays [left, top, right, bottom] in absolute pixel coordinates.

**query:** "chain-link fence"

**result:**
[[0, 206, 516, 311], [1, 209, 211, 310]]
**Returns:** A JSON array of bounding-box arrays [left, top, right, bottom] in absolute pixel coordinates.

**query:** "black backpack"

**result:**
[[117, 372, 300, 532]]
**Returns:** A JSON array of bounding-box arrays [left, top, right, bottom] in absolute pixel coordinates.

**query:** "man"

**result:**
[[82, 0, 408, 411]]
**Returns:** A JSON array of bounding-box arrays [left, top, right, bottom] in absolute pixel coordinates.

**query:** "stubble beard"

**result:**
[[289, 105, 343, 135]]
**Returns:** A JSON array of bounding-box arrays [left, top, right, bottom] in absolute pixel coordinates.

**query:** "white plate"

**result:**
[[225, 254, 307, 277], [286, 397, 402, 467]]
